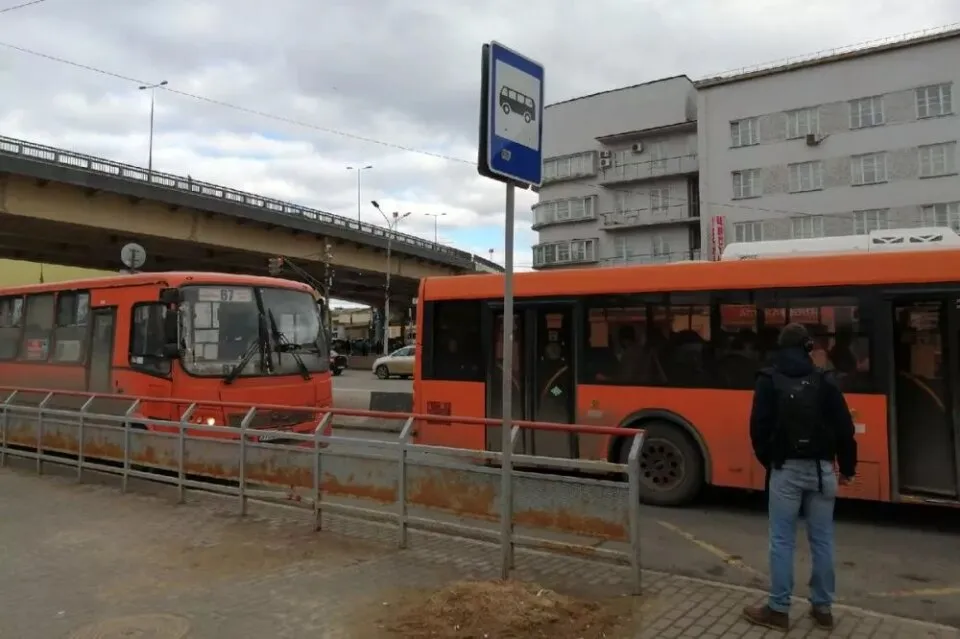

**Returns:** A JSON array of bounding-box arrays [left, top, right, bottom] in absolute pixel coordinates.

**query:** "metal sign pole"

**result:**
[[499, 181, 515, 578]]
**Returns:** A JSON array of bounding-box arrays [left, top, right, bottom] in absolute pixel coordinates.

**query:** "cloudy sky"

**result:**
[[1, 0, 958, 281]]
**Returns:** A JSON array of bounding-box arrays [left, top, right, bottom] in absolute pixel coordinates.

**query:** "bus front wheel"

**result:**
[[621, 421, 704, 507]]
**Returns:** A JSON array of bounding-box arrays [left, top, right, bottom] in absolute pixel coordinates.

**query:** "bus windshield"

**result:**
[[179, 285, 327, 377]]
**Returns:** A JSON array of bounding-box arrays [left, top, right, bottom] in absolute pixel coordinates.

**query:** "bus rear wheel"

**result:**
[[621, 421, 704, 507]]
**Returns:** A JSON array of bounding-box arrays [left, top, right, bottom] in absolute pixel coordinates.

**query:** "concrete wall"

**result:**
[[698, 33, 960, 249]]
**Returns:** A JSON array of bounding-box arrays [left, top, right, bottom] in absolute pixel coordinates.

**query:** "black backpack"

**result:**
[[764, 368, 830, 460]]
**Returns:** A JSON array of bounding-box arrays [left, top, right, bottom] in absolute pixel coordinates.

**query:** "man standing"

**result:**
[[743, 323, 858, 631]]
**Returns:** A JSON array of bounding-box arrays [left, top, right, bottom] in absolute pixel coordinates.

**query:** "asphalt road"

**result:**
[[332, 367, 412, 393]]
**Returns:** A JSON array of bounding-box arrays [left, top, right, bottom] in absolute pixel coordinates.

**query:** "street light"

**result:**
[[424, 212, 447, 244], [346, 165, 373, 223], [371, 200, 411, 355], [138, 80, 168, 174]]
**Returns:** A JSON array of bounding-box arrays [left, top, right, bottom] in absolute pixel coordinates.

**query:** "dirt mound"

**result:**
[[381, 579, 630, 638]]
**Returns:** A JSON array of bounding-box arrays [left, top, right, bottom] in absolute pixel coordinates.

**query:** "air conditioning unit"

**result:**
[[599, 158, 613, 169], [805, 133, 819, 146], [599, 149, 612, 159], [631, 142, 644, 153]]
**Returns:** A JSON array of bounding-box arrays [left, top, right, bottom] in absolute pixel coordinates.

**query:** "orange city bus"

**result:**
[[0, 272, 333, 438], [413, 233, 960, 508]]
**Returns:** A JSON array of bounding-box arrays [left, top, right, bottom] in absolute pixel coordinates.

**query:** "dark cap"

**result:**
[[778, 322, 811, 349]]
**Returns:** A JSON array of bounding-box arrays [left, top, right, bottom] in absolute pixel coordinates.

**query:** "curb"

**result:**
[[644, 569, 958, 631]]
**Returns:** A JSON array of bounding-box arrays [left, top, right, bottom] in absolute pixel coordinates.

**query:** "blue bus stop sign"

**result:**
[[478, 41, 545, 188]]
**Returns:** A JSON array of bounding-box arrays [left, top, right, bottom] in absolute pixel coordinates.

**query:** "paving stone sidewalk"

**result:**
[[1, 467, 956, 639]]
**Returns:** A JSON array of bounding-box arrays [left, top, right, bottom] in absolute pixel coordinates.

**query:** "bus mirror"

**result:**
[[160, 343, 181, 359], [159, 288, 182, 305]]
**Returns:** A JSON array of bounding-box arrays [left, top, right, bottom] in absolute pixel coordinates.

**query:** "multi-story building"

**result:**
[[532, 76, 701, 269], [697, 27, 960, 256]]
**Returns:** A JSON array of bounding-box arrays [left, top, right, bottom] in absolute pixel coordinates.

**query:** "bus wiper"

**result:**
[[267, 309, 311, 381], [224, 337, 261, 385], [225, 315, 271, 384]]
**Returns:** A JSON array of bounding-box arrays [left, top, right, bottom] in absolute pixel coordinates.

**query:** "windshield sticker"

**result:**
[[193, 302, 213, 329]]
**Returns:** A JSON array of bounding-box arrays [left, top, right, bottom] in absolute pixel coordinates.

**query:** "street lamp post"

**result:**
[[424, 212, 447, 244], [346, 165, 373, 223], [138, 80, 168, 174], [371, 200, 411, 355]]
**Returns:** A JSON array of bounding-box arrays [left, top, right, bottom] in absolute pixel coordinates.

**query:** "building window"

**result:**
[[730, 118, 759, 147], [732, 169, 761, 199], [788, 161, 824, 193], [918, 142, 957, 178], [613, 236, 633, 261], [849, 96, 885, 129], [542, 152, 596, 182], [651, 235, 671, 260], [533, 196, 596, 227], [733, 221, 764, 243], [920, 202, 960, 230], [532, 238, 598, 267], [853, 209, 889, 234], [649, 187, 670, 212], [785, 108, 819, 139], [851, 152, 887, 185], [791, 216, 825, 239], [916, 84, 953, 119], [648, 142, 667, 172]]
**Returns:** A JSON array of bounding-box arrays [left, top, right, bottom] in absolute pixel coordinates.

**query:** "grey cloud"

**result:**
[[0, 0, 958, 258]]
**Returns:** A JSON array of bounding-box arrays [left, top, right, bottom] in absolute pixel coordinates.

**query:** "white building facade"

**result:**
[[532, 76, 701, 269], [696, 28, 960, 257]]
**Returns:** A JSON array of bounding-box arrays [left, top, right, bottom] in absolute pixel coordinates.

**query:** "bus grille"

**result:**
[[226, 410, 307, 430]]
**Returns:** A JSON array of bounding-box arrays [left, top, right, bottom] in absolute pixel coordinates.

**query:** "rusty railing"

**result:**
[[0, 386, 645, 593]]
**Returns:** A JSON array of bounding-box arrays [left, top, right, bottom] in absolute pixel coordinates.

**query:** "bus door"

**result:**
[[86, 308, 117, 394], [484, 302, 577, 459], [890, 297, 960, 500]]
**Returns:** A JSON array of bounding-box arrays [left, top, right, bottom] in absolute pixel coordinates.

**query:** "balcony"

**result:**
[[599, 154, 698, 185], [600, 204, 700, 231], [600, 249, 702, 266], [532, 238, 599, 269]]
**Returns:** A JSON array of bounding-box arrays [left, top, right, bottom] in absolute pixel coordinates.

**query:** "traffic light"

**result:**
[[267, 256, 284, 276]]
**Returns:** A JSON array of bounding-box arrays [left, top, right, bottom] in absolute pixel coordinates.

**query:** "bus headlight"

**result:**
[[206, 417, 216, 426]]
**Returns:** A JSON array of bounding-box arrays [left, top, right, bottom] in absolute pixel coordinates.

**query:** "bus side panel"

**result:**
[[576, 385, 756, 490], [0, 362, 86, 391], [414, 380, 486, 449], [838, 394, 888, 502]]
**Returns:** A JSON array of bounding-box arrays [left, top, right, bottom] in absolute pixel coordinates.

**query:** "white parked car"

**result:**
[[372, 345, 415, 379]]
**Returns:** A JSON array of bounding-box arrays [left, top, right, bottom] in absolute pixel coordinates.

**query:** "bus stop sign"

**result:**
[[477, 41, 545, 188]]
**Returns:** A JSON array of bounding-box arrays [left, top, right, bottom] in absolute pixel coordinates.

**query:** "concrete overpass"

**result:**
[[0, 135, 502, 307]]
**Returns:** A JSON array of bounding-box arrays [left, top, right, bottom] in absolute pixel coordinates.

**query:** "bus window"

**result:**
[[0, 296, 23, 360], [259, 287, 328, 375], [130, 303, 171, 376], [582, 300, 655, 385], [766, 296, 872, 392], [715, 303, 762, 389], [53, 291, 90, 363], [426, 300, 482, 381], [655, 300, 712, 388], [20, 294, 54, 362]]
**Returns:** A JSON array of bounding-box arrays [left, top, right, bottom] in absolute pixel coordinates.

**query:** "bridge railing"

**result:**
[[0, 135, 504, 273], [0, 386, 644, 592]]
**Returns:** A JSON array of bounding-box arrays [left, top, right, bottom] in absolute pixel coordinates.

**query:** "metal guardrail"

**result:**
[[0, 135, 504, 273], [0, 387, 645, 591]]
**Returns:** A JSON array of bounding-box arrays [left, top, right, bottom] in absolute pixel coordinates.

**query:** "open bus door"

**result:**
[[890, 295, 960, 502], [482, 301, 577, 459]]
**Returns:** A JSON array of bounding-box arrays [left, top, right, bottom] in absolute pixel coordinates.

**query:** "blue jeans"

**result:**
[[767, 459, 837, 613]]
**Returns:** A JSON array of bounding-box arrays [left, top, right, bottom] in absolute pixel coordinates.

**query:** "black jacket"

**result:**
[[749, 347, 858, 478]]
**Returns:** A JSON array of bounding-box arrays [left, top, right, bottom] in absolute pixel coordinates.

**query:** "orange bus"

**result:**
[[413, 239, 960, 508], [0, 272, 332, 437]]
